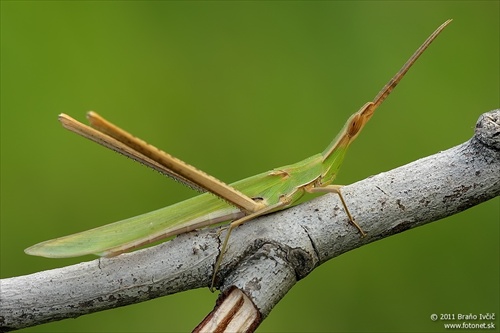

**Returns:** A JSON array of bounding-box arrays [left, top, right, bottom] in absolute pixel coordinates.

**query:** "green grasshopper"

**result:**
[[25, 20, 451, 289]]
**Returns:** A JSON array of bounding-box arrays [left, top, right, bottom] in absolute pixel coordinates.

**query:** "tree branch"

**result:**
[[1, 110, 499, 332]]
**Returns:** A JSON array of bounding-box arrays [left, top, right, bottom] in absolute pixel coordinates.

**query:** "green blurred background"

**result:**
[[1, 1, 498, 332]]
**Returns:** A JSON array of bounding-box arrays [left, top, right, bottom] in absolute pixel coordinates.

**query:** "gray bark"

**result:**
[[1, 110, 498, 332]]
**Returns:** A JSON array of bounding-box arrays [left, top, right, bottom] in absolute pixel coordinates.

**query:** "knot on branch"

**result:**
[[475, 109, 500, 150]]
